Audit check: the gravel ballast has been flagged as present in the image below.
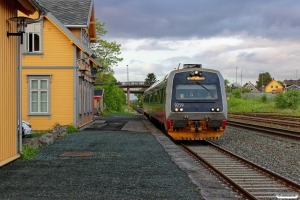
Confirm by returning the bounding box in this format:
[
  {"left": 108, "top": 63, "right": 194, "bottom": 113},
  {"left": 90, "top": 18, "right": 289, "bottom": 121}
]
[
  {"left": 0, "top": 115, "right": 201, "bottom": 200},
  {"left": 214, "top": 125, "right": 300, "bottom": 185}
]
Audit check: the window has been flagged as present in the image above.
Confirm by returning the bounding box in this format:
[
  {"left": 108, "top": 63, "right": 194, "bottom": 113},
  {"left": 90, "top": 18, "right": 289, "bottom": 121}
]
[
  {"left": 27, "top": 75, "right": 51, "bottom": 115},
  {"left": 175, "top": 84, "right": 218, "bottom": 100},
  {"left": 25, "top": 23, "right": 42, "bottom": 53}
]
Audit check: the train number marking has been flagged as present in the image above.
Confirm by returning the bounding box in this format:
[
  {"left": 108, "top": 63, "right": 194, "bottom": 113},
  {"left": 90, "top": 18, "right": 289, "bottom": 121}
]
[{"left": 174, "top": 103, "right": 184, "bottom": 107}]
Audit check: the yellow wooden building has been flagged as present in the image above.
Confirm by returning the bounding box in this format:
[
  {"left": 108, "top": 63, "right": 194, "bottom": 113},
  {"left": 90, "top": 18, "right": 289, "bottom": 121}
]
[
  {"left": 0, "top": 0, "right": 39, "bottom": 167},
  {"left": 264, "top": 79, "right": 283, "bottom": 93},
  {"left": 20, "top": 0, "right": 102, "bottom": 130}
]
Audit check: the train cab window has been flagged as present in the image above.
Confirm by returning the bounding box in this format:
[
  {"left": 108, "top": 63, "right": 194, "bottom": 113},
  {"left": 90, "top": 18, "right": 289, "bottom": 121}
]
[{"left": 175, "top": 84, "right": 218, "bottom": 100}]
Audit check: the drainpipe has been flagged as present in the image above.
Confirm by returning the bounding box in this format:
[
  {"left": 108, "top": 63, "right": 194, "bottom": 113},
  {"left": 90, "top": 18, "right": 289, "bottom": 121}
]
[{"left": 28, "top": 0, "right": 46, "bottom": 21}]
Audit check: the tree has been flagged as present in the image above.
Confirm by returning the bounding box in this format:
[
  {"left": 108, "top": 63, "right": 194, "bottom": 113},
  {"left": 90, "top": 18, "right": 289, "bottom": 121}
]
[
  {"left": 92, "top": 18, "right": 123, "bottom": 74},
  {"left": 277, "top": 80, "right": 284, "bottom": 87},
  {"left": 95, "top": 73, "right": 126, "bottom": 112},
  {"left": 224, "top": 79, "right": 230, "bottom": 88},
  {"left": 133, "top": 93, "right": 143, "bottom": 108},
  {"left": 256, "top": 72, "right": 272, "bottom": 89},
  {"left": 144, "top": 73, "right": 157, "bottom": 84}
]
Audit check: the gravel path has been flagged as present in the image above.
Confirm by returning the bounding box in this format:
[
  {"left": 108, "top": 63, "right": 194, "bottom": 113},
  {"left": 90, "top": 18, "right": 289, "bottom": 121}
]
[
  {"left": 213, "top": 125, "right": 300, "bottom": 185},
  {"left": 0, "top": 115, "right": 201, "bottom": 200}
]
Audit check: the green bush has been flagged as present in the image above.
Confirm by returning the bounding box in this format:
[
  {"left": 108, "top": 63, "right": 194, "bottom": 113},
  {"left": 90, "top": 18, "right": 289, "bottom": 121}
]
[
  {"left": 21, "top": 145, "right": 39, "bottom": 160},
  {"left": 274, "top": 89, "right": 300, "bottom": 109},
  {"left": 261, "top": 94, "right": 267, "bottom": 102},
  {"left": 232, "top": 89, "right": 242, "bottom": 98},
  {"left": 285, "top": 89, "right": 300, "bottom": 109},
  {"left": 67, "top": 124, "right": 79, "bottom": 133}
]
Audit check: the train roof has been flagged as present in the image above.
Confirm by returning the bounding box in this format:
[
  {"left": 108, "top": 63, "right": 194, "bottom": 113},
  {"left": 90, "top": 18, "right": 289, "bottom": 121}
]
[{"left": 143, "top": 64, "right": 222, "bottom": 94}]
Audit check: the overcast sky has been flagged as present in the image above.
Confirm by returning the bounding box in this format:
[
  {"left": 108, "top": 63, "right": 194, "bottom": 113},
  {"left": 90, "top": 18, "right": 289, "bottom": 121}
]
[{"left": 94, "top": 0, "right": 300, "bottom": 86}]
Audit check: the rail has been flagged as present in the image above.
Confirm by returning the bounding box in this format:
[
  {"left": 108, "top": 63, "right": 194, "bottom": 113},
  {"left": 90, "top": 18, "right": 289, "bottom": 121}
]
[{"left": 180, "top": 141, "right": 300, "bottom": 199}]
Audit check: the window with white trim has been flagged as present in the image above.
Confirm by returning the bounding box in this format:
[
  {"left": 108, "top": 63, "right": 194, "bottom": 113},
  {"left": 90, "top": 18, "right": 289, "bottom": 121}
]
[
  {"left": 25, "top": 23, "right": 42, "bottom": 53},
  {"left": 28, "top": 75, "right": 50, "bottom": 115}
]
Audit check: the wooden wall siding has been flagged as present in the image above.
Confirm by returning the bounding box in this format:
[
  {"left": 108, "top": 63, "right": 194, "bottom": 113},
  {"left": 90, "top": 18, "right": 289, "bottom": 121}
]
[
  {"left": 21, "top": 16, "right": 76, "bottom": 130},
  {"left": 22, "top": 68, "right": 74, "bottom": 130},
  {"left": 22, "top": 18, "right": 74, "bottom": 67},
  {"left": 18, "top": 10, "right": 39, "bottom": 18},
  {"left": 70, "top": 28, "right": 80, "bottom": 38},
  {"left": 0, "top": 0, "right": 20, "bottom": 166}
]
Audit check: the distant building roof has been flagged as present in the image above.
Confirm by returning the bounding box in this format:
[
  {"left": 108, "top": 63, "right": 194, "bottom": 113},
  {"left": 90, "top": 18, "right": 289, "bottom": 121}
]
[
  {"left": 244, "top": 81, "right": 259, "bottom": 92},
  {"left": 283, "top": 79, "right": 300, "bottom": 86},
  {"left": 36, "top": 0, "right": 93, "bottom": 27}
]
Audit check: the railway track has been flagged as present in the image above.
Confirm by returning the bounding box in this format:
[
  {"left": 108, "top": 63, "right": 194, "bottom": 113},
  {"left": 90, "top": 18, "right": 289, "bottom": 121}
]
[
  {"left": 180, "top": 141, "right": 300, "bottom": 200},
  {"left": 228, "top": 113, "right": 300, "bottom": 140}
]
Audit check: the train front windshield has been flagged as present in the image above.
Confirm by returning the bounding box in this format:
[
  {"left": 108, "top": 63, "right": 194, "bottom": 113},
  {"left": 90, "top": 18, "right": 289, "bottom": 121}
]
[{"left": 175, "top": 84, "right": 218, "bottom": 100}]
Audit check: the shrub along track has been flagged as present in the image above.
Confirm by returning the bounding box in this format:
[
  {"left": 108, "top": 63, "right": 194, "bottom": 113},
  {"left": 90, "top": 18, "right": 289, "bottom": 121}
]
[
  {"left": 180, "top": 141, "right": 300, "bottom": 200},
  {"left": 228, "top": 113, "right": 300, "bottom": 140}
]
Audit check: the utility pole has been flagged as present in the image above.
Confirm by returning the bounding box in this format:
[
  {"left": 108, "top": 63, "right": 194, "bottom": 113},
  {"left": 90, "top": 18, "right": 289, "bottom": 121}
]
[
  {"left": 236, "top": 66, "right": 238, "bottom": 89},
  {"left": 261, "top": 71, "right": 264, "bottom": 92},
  {"left": 240, "top": 70, "right": 243, "bottom": 94},
  {"left": 126, "top": 65, "right": 130, "bottom": 106},
  {"left": 127, "top": 65, "right": 129, "bottom": 84}
]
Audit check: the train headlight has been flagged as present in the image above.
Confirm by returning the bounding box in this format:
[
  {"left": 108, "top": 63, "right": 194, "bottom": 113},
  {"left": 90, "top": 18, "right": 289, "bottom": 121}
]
[
  {"left": 210, "top": 107, "right": 215, "bottom": 112},
  {"left": 175, "top": 108, "right": 179, "bottom": 112},
  {"left": 190, "top": 71, "right": 195, "bottom": 76},
  {"left": 194, "top": 70, "right": 199, "bottom": 75},
  {"left": 216, "top": 108, "right": 220, "bottom": 112},
  {"left": 179, "top": 108, "right": 184, "bottom": 112}
]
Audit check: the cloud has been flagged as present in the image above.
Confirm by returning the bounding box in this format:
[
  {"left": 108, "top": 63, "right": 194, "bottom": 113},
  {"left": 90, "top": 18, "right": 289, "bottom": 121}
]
[
  {"left": 94, "top": 0, "right": 300, "bottom": 87},
  {"left": 95, "top": 0, "right": 300, "bottom": 40}
]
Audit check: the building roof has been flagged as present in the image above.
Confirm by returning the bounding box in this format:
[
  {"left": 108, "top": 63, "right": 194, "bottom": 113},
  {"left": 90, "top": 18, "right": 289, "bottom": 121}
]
[
  {"left": 265, "top": 79, "right": 282, "bottom": 88},
  {"left": 35, "top": 0, "right": 93, "bottom": 27},
  {"left": 283, "top": 79, "right": 300, "bottom": 86},
  {"left": 244, "top": 81, "right": 259, "bottom": 92}
]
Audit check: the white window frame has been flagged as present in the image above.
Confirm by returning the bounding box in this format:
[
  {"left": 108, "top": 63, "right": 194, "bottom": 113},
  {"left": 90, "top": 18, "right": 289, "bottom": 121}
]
[
  {"left": 24, "top": 22, "right": 42, "bottom": 53},
  {"left": 27, "top": 75, "right": 51, "bottom": 115}
]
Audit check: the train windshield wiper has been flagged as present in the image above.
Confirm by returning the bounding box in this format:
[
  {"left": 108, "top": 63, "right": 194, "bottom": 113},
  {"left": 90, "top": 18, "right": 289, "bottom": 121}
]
[{"left": 196, "top": 82, "right": 210, "bottom": 92}]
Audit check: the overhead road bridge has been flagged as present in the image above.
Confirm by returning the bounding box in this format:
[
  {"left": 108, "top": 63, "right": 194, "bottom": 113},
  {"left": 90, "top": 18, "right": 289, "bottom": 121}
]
[{"left": 95, "top": 81, "right": 154, "bottom": 106}]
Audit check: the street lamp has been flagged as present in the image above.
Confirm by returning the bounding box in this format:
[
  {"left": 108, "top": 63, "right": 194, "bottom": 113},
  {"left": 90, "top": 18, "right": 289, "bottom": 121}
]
[
  {"left": 261, "top": 71, "right": 264, "bottom": 92},
  {"left": 127, "top": 65, "right": 129, "bottom": 84},
  {"left": 236, "top": 66, "right": 238, "bottom": 89},
  {"left": 240, "top": 70, "right": 243, "bottom": 93}
]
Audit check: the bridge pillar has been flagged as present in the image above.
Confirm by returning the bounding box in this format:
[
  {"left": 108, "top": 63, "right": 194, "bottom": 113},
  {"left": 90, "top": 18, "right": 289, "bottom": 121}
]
[{"left": 127, "top": 88, "right": 130, "bottom": 107}]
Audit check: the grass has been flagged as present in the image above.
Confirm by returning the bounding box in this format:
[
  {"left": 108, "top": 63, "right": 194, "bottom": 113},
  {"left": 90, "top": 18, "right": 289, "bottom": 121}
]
[
  {"left": 227, "top": 96, "right": 300, "bottom": 115},
  {"left": 66, "top": 124, "right": 79, "bottom": 133},
  {"left": 107, "top": 105, "right": 139, "bottom": 116},
  {"left": 24, "top": 129, "right": 50, "bottom": 138},
  {"left": 21, "top": 145, "right": 39, "bottom": 160}
]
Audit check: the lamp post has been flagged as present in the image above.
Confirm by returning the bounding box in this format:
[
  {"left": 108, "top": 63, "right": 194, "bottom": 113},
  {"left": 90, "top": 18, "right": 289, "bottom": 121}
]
[
  {"left": 236, "top": 66, "right": 238, "bottom": 89},
  {"left": 127, "top": 65, "right": 129, "bottom": 84},
  {"left": 261, "top": 71, "right": 264, "bottom": 92},
  {"left": 296, "top": 69, "right": 298, "bottom": 81},
  {"left": 241, "top": 70, "right": 243, "bottom": 94},
  {"left": 126, "top": 65, "right": 130, "bottom": 106}
]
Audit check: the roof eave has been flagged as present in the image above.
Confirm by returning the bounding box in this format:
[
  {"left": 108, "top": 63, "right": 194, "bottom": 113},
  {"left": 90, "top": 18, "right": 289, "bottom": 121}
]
[{"left": 44, "top": 12, "right": 102, "bottom": 68}]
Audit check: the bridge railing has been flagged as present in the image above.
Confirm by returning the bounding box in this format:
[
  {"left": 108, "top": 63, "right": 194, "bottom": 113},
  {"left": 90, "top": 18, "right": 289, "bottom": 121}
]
[{"left": 117, "top": 81, "right": 155, "bottom": 86}]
